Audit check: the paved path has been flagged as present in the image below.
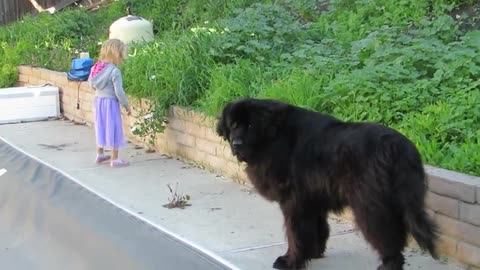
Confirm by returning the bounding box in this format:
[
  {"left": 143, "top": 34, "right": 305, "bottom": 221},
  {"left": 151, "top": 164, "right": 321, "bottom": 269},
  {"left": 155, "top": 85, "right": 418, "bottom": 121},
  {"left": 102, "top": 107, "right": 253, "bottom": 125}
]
[{"left": 0, "top": 120, "right": 465, "bottom": 270}]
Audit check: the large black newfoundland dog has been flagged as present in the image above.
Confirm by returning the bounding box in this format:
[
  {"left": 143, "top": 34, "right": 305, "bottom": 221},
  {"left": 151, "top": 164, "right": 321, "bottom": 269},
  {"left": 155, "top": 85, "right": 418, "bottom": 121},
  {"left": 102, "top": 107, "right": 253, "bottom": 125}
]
[{"left": 216, "top": 98, "right": 438, "bottom": 270}]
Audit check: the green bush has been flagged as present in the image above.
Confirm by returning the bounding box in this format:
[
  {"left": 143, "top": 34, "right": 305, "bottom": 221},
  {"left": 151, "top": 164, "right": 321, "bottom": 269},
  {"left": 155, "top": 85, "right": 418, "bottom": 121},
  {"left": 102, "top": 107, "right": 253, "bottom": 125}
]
[
  {"left": 122, "top": 32, "right": 215, "bottom": 120},
  {"left": 0, "top": 63, "right": 18, "bottom": 87},
  {"left": 197, "top": 59, "right": 273, "bottom": 115},
  {"left": 1, "top": 0, "right": 479, "bottom": 176},
  {"left": 0, "top": 2, "right": 125, "bottom": 81},
  {"left": 204, "top": 3, "right": 304, "bottom": 63}
]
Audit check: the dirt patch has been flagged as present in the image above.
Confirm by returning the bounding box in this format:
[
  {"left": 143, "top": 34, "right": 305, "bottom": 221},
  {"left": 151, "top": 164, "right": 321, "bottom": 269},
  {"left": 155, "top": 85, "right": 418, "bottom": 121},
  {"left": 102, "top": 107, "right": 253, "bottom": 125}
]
[
  {"left": 38, "top": 143, "right": 75, "bottom": 151},
  {"left": 450, "top": 2, "right": 480, "bottom": 31}
]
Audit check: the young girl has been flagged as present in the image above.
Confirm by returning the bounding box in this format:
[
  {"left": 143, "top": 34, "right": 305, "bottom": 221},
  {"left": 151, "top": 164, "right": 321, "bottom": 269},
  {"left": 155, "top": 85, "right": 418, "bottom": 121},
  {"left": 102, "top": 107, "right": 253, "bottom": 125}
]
[{"left": 88, "top": 38, "right": 132, "bottom": 167}]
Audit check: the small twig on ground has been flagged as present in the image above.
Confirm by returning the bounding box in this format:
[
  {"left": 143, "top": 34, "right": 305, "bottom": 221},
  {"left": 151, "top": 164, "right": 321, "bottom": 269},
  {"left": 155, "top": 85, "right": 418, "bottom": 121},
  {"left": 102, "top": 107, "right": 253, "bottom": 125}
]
[{"left": 162, "top": 183, "right": 192, "bottom": 209}]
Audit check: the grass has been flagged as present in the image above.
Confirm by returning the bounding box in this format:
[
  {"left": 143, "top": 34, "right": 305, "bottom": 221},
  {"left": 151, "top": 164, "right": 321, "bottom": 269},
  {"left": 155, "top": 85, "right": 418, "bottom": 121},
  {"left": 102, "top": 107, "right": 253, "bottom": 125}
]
[{"left": 1, "top": 0, "right": 479, "bottom": 176}]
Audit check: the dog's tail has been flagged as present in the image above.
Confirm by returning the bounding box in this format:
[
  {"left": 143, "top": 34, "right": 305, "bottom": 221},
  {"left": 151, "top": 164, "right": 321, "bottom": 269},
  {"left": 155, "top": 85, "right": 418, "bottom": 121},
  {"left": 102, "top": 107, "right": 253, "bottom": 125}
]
[
  {"left": 390, "top": 135, "right": 439, "bottom": 259},
  {"left": 405, "top": 206, "right": 439, "bottom": 259}
]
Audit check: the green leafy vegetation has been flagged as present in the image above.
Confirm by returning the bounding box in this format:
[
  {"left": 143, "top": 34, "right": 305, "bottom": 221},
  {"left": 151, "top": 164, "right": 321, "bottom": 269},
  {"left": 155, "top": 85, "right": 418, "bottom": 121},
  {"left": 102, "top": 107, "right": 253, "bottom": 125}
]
[{"left": 1, "top": 0, "right": 479, "bottom": 176}]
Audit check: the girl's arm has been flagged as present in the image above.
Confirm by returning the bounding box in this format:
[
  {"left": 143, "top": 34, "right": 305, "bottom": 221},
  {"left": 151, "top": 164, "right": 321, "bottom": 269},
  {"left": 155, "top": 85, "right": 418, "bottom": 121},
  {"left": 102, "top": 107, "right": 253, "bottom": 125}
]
[{"left": 112, "top": 68, "right": 130, "bottom": 110}]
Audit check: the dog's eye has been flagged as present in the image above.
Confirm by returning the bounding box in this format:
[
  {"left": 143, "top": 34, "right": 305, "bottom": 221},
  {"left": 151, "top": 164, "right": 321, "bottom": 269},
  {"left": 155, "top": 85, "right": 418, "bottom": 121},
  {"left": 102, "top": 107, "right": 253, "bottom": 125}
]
[
  {"left": 247, "top": 123, "right": 252, "bottom": 128},
  {"left": 231, "top": 122, "right": 238, "bottom": 129}
]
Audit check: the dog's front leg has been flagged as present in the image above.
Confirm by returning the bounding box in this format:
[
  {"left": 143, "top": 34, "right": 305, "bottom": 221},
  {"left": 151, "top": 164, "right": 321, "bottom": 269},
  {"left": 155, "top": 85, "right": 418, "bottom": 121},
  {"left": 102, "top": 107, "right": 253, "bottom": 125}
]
[{"left": 273, "top": 200, "right": 312, "bottom": 270}]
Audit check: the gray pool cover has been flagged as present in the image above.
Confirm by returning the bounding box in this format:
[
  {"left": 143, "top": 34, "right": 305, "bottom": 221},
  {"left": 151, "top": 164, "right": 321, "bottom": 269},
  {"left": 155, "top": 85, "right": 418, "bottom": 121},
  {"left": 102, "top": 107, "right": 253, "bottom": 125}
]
[{"left": 0, "top": 137, "right": 239, "bottom": 270}]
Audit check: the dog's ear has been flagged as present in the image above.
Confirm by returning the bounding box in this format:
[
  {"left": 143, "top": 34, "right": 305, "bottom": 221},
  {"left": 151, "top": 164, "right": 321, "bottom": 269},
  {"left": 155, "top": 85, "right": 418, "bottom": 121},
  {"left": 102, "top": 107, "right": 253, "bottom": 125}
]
[{"left": 216, "top": 101, "right": 232, "bottom": 140}]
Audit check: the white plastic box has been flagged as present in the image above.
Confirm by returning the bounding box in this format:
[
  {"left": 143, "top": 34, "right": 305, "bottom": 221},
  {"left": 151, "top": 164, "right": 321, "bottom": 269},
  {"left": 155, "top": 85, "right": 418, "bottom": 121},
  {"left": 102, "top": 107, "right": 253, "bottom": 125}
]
[{"left": 0, "top": 85, "right": 61, "bottom": 124}]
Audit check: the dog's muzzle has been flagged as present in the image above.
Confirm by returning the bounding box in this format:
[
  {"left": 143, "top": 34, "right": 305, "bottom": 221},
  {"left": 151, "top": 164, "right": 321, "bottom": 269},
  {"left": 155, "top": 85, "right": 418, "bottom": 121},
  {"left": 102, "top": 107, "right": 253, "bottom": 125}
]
[
  {"left": 231, "top": 138, "right": 243, "bottom": 150},
  {"left": 230, "top": 138, "right": 244, "bottom": 160}
]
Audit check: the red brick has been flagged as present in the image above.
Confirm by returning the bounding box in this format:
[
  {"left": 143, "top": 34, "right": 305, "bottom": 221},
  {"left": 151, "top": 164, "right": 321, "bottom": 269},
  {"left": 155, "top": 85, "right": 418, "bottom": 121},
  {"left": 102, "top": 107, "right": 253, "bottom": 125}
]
[
  {"left": 170, "top": 118, "right": 187, "bottom": 132},
  {"left": 79, "top": 82, "right": 91, "bottom": 92},
  {"left": 173, "top": 106, "right": 212, "bottom": 126},
  {"left": 62, "top": 87, "right": 76, "bottom": 98},
  {"left": 18, "top": 74, "right": 29, "bottom": 83},
  {"left": 427, "top": 170, "right": 477, "bottom": 203},
  {"left": 426, "top": 192, "right": 459, "bottom": 218},
  {"left": 62, "top": 101, "right": 75, "bottom": 112},
  {"left": 457, "top": 240, "right": 480, "bottom": 267},
  {"left": 166, "top": 130, "right": 195, "bottom": 147},
  {"left": 205, "top": 127, "right": 222, "bottom": 143},
  {"left": 81, "top": 102, "right": 92, "bottom": 113},
  {"left": 425, "top": 165, "right": 480, "bottom": 203},
  {"left": 55, "top": 72, "right": 69, "bottom": 86},
  {"left": 68, "top": 80, "right": 81, "bottom": 90},
  {"left": 40, "top": 69, "right": 51, "bottom": 80},
  {"left": 435, "top": 213, "right": 480, "bottom": 246},
  {"left": 17, "top": 65, "right": 32, "bottom": 75},
  {"left": 28, "top": 77, "right": 39, "bottom": 85},
  {"left": 460, "top": 202, "right": 480, "bottom": 226},
  {"left": 32, "top": 67, "right": 42, "bottom": 77},
  {"left": 185, "top": 121, "right": 206, "bottom": 137},
  {"left": 195, "top": 137, "right": 217, "bottom": 155},
  {"left": 48, "top": 71, "right": 60, "bottom": 83},
  {"left": 78, "top": 89, "right": 88, "bottom": 102},
  {"left": 84, "top": 92, "right": 95, "bottom": 104},
  {"left": 171, "top": 130, "right": 195, "bottom": 148},
  {"left": 84, "top": 111, "right": 94, "bottom": 123},
  {"left": 206, "top": 154, "right": 227, "bottom": 171},
  {"left": 60, "top": 96, "right": 71, "bottom": 107},
  {"left": 197, "top": 125, "right": 208, "bottom": 138}
]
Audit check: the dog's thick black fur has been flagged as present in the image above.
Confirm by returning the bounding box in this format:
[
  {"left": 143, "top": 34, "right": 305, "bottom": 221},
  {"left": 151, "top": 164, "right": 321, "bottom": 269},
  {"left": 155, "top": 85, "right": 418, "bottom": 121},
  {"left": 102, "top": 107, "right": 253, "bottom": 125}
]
[{"left": 216, "top": 98, "right": 438, "bottom": 270}]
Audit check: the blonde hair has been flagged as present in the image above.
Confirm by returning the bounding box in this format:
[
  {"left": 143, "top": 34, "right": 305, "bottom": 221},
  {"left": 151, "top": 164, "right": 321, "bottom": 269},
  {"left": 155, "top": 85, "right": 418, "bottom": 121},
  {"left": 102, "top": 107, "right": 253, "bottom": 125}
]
[{"left": 98, "top": 39, "right": 128, "bottom": 65}]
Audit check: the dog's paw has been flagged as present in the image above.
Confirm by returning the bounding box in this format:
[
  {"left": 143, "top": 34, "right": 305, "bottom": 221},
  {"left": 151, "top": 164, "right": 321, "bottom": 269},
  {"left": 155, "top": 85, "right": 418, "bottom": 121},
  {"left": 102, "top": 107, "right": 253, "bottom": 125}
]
[
  {"left": 377, "top": 262, "right": 403, "bottom": 270},
  {"left": 310, "top": 252, "right": 325, "bottom": 259},
  {"left": 273, "top": 255, "right": 289, "bottom": 269},
  {"left": 273, "top": 255, "right": 306, "bottom": 270}
]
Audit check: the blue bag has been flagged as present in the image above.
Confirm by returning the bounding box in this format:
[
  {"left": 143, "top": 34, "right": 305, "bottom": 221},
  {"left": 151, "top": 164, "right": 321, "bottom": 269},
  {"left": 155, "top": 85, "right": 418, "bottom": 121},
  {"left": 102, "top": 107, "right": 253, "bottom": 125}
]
[{"left": 67, "top": 58, "right": 94, "bottom": 81}]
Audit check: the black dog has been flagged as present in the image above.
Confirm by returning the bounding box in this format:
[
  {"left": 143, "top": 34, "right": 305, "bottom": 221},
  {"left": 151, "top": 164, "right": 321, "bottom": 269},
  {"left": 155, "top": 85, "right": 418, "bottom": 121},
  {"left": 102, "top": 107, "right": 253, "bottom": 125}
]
[{"left": 216, "top": 98, "right": 438, "bottom": 270}]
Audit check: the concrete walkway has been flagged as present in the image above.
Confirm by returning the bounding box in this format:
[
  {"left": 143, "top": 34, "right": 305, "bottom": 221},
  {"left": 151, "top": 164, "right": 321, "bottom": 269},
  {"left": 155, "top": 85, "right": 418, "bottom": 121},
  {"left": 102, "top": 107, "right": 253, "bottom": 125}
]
[{"left": 0, "top": 120, "right": 465, "bottom": 270}]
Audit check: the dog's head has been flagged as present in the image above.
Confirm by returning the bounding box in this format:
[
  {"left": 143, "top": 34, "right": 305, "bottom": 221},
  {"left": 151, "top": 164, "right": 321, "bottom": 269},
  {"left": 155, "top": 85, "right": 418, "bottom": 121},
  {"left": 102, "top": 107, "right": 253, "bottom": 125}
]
[{"left": 216, "top": 98, "right": 289, "bottom": 162}]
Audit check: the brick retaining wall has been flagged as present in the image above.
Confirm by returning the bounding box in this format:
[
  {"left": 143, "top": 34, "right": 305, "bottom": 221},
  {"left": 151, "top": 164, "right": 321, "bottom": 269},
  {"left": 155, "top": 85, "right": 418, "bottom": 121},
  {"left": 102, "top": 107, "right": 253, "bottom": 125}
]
[{"left": 16, "top": 65, "right": 480, "bottom": 269}]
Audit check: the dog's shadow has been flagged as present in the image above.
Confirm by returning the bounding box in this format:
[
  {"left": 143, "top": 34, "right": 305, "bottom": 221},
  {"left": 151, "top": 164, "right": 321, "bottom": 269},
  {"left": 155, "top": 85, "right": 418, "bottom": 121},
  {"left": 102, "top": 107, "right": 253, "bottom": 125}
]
[
  {"left": 271, "top": 232, "right": 453, "bottom": 270},
  {"left": 305, "top": 232, "right": 379, "bottom": 270}
]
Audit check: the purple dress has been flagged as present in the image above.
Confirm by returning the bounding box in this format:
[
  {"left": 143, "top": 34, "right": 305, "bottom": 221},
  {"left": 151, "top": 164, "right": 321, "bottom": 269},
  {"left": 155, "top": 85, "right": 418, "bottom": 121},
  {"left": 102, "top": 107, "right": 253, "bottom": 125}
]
[{"left": 88, "top": 61, "right": 129, "bottom": 150}]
